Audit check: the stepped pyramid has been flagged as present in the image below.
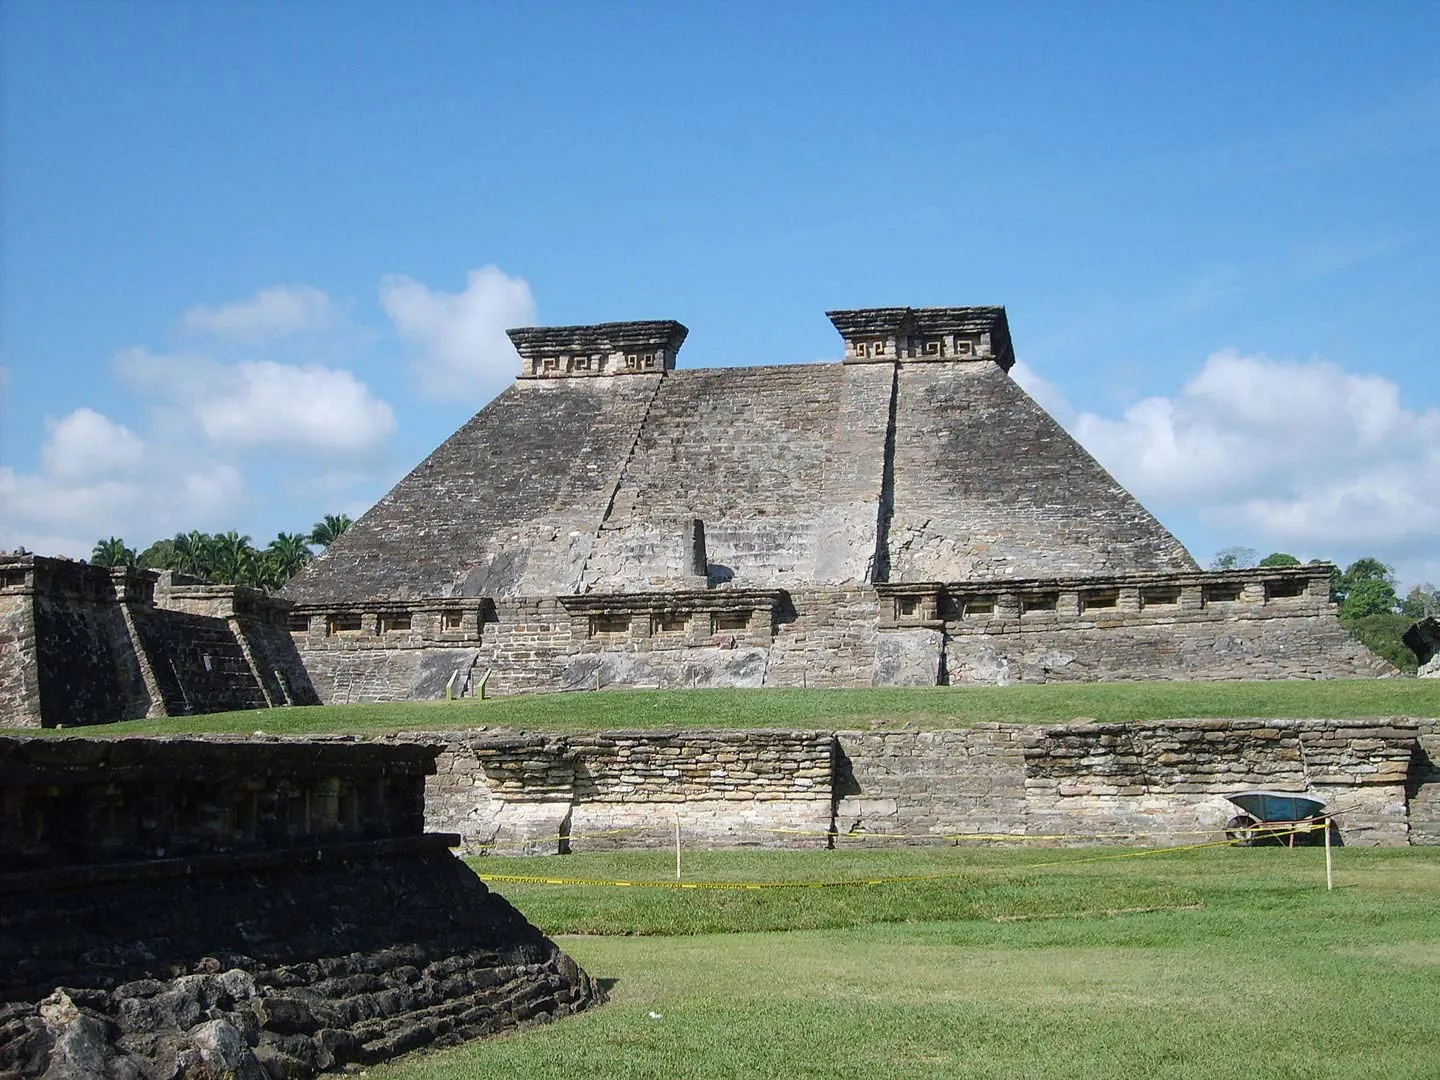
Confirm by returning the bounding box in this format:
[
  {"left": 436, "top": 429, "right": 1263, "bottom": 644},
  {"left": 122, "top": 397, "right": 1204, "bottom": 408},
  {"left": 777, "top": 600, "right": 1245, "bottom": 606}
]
[{"left": 282, "top": 306, "right": 1388, "bottom": 698}]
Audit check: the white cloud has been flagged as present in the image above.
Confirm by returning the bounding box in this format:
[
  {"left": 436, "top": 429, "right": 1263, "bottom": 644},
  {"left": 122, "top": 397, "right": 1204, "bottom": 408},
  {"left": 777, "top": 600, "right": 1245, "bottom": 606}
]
[
  {"left": 0, "top": 409, "right": 246, "bottom": 558},
  {"left": 380, "top": 265, "right": 536, "bottom": 398},
  {"left": 197, "top": 361, "right": 394, "bottom": 453},
  {"left": 39, "top": 408, "right": 146, "bottom": 479},
  {"left": 1035, "top": 349, "right": 1440, "bottom": 557},
  {"left": 117, "top": 349, "right": 395, "bottom": 455},
  {"left": 183, "top": 284, "right": 334, "bottom": 341}
]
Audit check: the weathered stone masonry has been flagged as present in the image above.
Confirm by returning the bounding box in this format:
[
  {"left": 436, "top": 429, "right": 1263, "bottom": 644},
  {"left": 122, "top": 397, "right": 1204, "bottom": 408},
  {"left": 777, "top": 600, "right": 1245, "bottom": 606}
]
[
  {"left": 0, "top": 736, "right": 601, "bottom": 1079},
  {"left": 0, "top": 556, "right": 319, "bottom": 728},
  {"left": 284, "top": 306, "right": 1395, "bottom": 700},
  {"left": 412, "top": 718, "right": 1439, "bottom": 853}
]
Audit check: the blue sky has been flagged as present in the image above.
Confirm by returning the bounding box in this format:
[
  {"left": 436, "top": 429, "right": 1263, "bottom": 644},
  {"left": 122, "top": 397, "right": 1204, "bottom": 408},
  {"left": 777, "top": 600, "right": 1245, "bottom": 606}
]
[{"left": 2, "top": 1, "right": 1437, "bottom": 587}]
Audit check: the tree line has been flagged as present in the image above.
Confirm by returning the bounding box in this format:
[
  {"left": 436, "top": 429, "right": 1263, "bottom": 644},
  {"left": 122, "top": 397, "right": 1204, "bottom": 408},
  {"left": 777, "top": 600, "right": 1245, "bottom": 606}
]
[
  {"left": 88, "top": 514, "right": 353, "bottom": 592},
  {"left": 1210, "top": 547, "right": 1438, "bottom": 671}
]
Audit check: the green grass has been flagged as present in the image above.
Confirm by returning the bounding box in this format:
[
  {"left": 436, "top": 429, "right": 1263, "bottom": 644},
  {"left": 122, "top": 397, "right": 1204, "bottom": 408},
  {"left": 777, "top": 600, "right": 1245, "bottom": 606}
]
[
  {"left": 14, "top": 679, "right": 1440, "bottom": 737},
  {"left": 368, "top": 847, "right": 1440, "bottom": 1080}
]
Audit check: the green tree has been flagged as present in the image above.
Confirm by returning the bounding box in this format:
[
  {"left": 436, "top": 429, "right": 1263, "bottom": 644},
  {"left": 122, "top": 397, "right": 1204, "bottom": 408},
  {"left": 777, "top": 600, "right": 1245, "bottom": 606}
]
[
  {"left": 137, "top": 537, "right": 179, "bottom": 571},
  {"left": 263, "top": 532, "right": 314, "bottom": 588},
  {"left": 1398, "top": 584, "right": 1439, "bottom": 621},
  {"left": 1342, "top": 579, "right": 1399, "bottom": 619},
  {"left": 1209, "top": 546, "right": 1258, "bottom": 571},
  {"left": 91, "top": 536, "right": 136, "bottom": 568},
  {"left": 1344, "top": 613, "right": 1420, "bottom": 673},
  {"left": 1334, "top": 558, "right": 1398, "bottom": 619},
  {"left": 309, "top": 513, "right": 353, "bottom": 549},
  {"left": 1258, "top": 552, "right": 1301, "bottom": 567},
  {"left": 208, "top": 531, "right": 260, "bottom": 586},
  {"left": 169, "top": 531, "right": 214, "bottom": 579}
]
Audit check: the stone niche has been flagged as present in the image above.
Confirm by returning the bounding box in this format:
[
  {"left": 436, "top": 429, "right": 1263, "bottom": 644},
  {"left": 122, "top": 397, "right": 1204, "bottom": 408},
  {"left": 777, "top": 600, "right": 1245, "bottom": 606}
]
[
  {"left": 508, "top": 319, "right": 689, "bottom": 379},
  {"left": 558, "top": 588, "right": 788, "bottom": 652},
  {"left": 827, "top": 306, "right": 1015, "bottom": 370},
  {"left": 0, "top": 736, "right": 602, "bottom": 1080}
]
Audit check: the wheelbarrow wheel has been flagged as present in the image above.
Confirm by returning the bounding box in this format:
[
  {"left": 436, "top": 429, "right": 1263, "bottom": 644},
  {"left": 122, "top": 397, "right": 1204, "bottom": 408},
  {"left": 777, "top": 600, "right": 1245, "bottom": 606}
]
[{"left": 1224, "top": 814, "right": 1258, "bottom": 846}]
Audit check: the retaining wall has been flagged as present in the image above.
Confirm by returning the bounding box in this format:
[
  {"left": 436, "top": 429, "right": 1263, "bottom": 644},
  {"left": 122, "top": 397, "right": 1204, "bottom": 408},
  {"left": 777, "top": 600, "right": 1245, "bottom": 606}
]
[{"left": 410, "top": 717, "right": 1438, "bottom": 852}]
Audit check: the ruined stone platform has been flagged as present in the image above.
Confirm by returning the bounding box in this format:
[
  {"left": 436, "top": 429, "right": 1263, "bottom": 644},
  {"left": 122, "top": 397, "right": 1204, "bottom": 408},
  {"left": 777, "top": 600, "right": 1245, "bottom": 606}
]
[{"left": 0, "top": 736, "right": 602, "bottom": 1079}]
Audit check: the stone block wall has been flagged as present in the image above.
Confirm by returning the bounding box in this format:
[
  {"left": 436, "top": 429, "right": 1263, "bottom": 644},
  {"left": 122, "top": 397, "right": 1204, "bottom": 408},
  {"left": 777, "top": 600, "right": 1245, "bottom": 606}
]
[
  {"left": 0, "top": 557, "right": 319, "bottom": 727},
  {"left": 764, "top": 587, "right": 882, "bottom": 688},
  {"left": 414, "top": 718, "right": 1435, "bottom": 852},
  {"left": 835, "top": 719, "right": 1418, "bottom": 846},
  {"left": 3, "top": 559, "right": 153, "bottom": 727},
  {"left": 1018, "top": 718, "right": 1417, "bottom": 845},
  {"left": 417, "top": 729, "right": 835, "bottom": 853},
  {"left": 0, "top": 735, "right": 602, "bottom": 1079},
  {"left": 1407, "top": 721, "right": 1440, "bottom": 845},
  {"left": 288, "top": 567, "right": 1390, "bottom": 701},
  {"left": 934, "top": 570, "right": 1392, "bottom": 684},
  {"left": 833, "top": 727, "right": 1028, "bottom": 841}
]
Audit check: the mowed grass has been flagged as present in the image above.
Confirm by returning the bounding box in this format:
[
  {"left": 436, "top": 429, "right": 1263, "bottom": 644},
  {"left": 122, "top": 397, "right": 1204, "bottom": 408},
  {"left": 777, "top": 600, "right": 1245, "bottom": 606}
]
[
  {"left": 370, "top": 846, "right": 1440, "bottom": 1080},
  {"left": 17, "top": 679, "right": 1440, "bottom": 737}
]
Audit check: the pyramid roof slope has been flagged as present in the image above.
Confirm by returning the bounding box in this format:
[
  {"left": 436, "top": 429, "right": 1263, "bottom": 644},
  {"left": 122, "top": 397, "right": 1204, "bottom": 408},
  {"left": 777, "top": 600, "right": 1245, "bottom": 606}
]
[{"left": 284, "top": 314, "right": 1196, "bottom": 606}]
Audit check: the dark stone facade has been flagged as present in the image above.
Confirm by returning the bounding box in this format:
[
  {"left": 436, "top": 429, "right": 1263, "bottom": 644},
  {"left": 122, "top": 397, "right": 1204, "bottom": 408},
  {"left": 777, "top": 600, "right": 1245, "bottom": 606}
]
[
  {"left": 1405, "top": 616, "right": 1439, "bottom": 677},
  {"left": 0, "top": 736, "right": 602, "bottom": 1078},
  {"left": 0, "top": 558, "right": 319, "bottom": 728}
]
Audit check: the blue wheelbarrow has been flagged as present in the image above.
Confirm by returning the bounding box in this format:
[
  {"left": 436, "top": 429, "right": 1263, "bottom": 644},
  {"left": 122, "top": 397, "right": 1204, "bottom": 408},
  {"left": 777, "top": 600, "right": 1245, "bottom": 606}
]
[{"left": 1223, "top": 791, "right": 1329, "bottom": 847}]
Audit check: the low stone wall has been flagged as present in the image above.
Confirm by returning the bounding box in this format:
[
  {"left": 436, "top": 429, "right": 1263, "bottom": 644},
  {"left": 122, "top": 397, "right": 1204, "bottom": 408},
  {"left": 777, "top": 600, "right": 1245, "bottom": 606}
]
[
  {"left": 419, "top": 729, "right": 835, "bottom": 852},
  {"left": 1018, "top": 718, "right": 1416, "bottom": 846},
  {"left": 414, "top": 718, "right": 1437, "bottom": 851},
  {"left": 833, "top": 727, "right": 1028, "bottom": 840},
  {"left": 1408, "top": 727, "right": 1440, "bottom": 845},
  {"left": 0, "top": 736, "right": 602, "bottom": 1079}
]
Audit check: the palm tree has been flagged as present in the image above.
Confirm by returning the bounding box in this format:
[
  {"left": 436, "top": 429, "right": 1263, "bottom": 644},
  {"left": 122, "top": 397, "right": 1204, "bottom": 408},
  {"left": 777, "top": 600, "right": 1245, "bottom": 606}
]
[
  {"left": 137, "top": 537, "right": 179, "bottom": 571},
  {"left": 208, "top": 531, "right": 260, "bottom": 586},
  {"left": 91, "top": 537, "right": 136, "bottom": 568},
  {"left": 169, "top": 531, "right": 212, "bottom": 579},
  {"left": 264, "top": 532, "right": 314, "bottom": 588},
  {"left": 309, "top": 513, "right": 353, "bottom": 549}
]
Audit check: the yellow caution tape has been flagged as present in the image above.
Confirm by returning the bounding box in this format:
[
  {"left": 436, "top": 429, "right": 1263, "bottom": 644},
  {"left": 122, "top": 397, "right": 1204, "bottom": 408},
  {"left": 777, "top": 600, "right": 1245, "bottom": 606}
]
[{"left": 480, "top": 824, "right": 1326, "bottom": 891}]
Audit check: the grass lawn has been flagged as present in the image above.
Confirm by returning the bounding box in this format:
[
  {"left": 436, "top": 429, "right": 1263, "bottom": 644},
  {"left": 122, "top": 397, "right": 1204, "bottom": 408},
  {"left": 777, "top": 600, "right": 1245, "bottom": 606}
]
[
  {"left": 368, "top": 846, "right": 1440, "bottom": 1080},
  {"left": 15, "top": 679, "right": 1440, "bottom": 737}
]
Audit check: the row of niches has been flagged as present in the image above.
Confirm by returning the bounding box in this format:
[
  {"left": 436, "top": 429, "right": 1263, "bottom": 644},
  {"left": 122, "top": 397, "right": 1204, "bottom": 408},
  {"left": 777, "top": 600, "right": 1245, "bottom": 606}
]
[
  {"left": 289, "top": 605, "right": 486, "bottom": 642},
  {"left": 3, "top": 775, "right": 419, "bottom": 868},
  {"left": 885, "top": 578, "right": 1321, "bottom": 627},
  {"left": 524, "top": 347, "right": 673, "bottom": 378},
  {"left": 848, "top": 333, "right": 986, "bottom": 361},
  {"left": 579, "top": 608, "right": 761, "bottom": 644}
]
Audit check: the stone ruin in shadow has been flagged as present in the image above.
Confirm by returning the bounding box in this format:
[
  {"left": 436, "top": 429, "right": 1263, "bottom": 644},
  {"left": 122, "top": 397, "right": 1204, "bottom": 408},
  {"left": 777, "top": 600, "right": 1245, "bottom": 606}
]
[
  {"left": 0, "top": 736, "right": 603, "bottom": 1079},
  {"left": 1405, "top": 616, "right": 1439, "bottom": 678}
]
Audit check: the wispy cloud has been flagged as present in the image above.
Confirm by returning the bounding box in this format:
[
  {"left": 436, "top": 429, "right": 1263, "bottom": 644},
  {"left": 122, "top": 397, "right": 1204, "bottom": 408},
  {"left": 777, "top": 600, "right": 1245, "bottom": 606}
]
[
  {"left": 1028, "top": 348, "right": 1440, "bottom": 569},
  {"left": 117, "top": 349, "right": 395, "bottom": 456},
  {"left": 380, "top": 266, "right": 536, "bottom": 400},
  {"left": 183, "top": 284, "right": 335, "bottom": 341}
]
